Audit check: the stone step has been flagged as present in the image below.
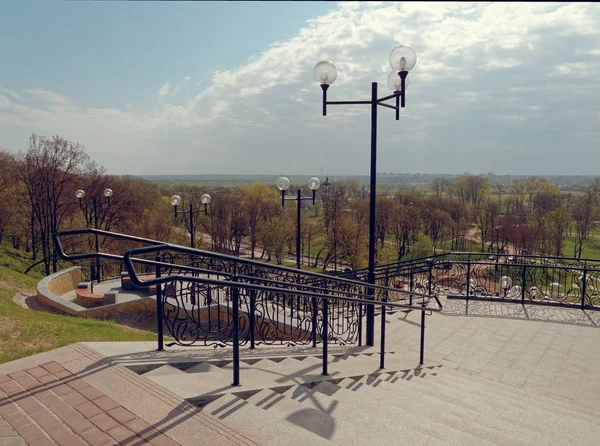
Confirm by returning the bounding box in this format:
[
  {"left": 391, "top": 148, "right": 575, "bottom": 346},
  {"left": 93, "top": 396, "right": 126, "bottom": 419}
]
[
  {"left": 201, "top": 393, "right": 330, "bottom": 446},
  {"left": 282, "top": 380, "right": 493, "bottom": 446},
  {"left": 337, "top": 376, "right": 515, "bottom": 446},
  {"left": 434, "top": 368, "right": 600, "bottom": 425},
  {"left": 140, "top": 364, "right": 187, "bottom": 377},
  {"left": 247, "top": 389, "right": 354, "bottom": 443},
  {"left": 382, "top": 370, "right": 600, "bottom": 444},
  {"left": 184, "top": 362, "right": 229, "bottom": 375}
]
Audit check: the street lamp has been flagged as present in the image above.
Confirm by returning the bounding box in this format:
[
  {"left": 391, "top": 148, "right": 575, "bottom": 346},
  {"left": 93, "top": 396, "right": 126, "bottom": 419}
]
[
  {"left": 315, "top": 44, "right": 417, "bottom": 346},
  {"left": 277, "top": 176, "right": 320, "bottom": 269},
  {"left": 75, "top": 188, "right": 113, "bottom": 289},
  {"left": 500, "top": 275, "right": 512, "bottom": 297},
  {"left": 170, "top": 194, "right": 211, "bottom": 249}
]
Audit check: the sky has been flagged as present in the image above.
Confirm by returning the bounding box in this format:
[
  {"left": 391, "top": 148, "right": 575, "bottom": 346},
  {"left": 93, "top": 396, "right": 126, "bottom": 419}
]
[{"left": 1, "top": 1, "right": 599, "bottom": 177}]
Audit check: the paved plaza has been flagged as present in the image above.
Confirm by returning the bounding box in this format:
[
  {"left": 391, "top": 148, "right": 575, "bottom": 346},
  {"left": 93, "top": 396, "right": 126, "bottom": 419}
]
[{"left": 1, "top": 297, "right": 599, "bottom": 445}]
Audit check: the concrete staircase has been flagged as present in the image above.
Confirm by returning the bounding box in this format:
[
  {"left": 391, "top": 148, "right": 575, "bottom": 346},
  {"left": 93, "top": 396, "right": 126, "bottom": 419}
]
[{"left": 137, "top": 352, "right": 600, "bottom": 445}]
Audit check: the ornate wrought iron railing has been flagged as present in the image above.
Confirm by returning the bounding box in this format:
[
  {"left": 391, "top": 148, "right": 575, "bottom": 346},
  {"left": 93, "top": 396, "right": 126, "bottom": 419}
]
[
  {"left": 54, "top": 228, "right": 442, "bottom": 386},
  {"left": 343, "top": 252, "right": 600, "bottom": 310}
]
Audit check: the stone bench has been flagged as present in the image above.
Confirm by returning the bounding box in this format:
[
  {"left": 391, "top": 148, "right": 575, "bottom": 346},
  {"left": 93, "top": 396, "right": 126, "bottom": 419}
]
[
  {"left": 121, "top": 274, "right": 157, "bottom": 294},
  {"left": 75, "top": 289, "right": 104, "bottom": 308}
]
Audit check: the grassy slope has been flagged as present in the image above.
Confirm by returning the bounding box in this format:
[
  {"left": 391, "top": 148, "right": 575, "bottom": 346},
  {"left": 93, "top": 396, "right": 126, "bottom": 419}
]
[{"left": 0, "top": 242, "right": 155, "bottom": 364}]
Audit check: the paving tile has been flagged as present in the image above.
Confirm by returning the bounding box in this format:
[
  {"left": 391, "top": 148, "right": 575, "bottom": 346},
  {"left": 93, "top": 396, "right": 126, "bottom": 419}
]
[
  {"left": 0, "top": 381, "right": 23, "bottom": 397},
  {"left": 79, "top": 386, "right": 104, "bottom": 401},
  {"left": 75, "top": 401, "right": 103, "bottom": 419},
  {"left": 67, "top": 378, "right": 91, "bottom": 392},
  {"left": 51, "top": 383, "right": 74, "bottom": 397},
  {"left": 52, "top": 402, "right": 79, "bottom": 420},
  {"left": 15, "top": 423, "right": 45, "bottom": 443},
  {"left": 125, "top": 417, "right": 150, "bottom": 434},
  {"left": 89, "top": 413, "right": 120, "bottom": 431},
  {"left": 29, "top": 438, "right": 54, "bottom": 446},
  {"left": 53, "top": 370, "right": 71, "bottom": 380},
  {"left": 6, "top": 373, "right": 27, "bottom": 382},
  {"left": 30, "top": 409, "right": 59, "bottom": 428},
  {"left": 11, "top": 375, "right": 38, "bottom": 391},
  {"left": 80, "top": 426, "right": 113, "bottom": 446},
  {"left": 107, "top": 425, "right": 137, "bottom": 443},
  {"left": 24, "top": 368, "right": 50, "bottom": 379},
  {"left": 0, "top": 402, "right": 19, "bottom": 417},
  {"left": 4, "top": 413, "right": 28, "bottom": 430},
  {"left": 36, "top": 392, "right": 62, "bottom": 409},
  {"left": 63, "top": 391, "right": 88, "bottom": 407},
  {"left": 40, "top": 363, "right": 64, "bottom": 375},
  {"left": 93, "top": 396, "right": 119, "bottom": 412},
  {"left": 0, "top": 376, "right": 10, "bottom": 384},
  {"left": 64, "top": 413, "right": 94, "bottom": 433},
  {"left": 45, "top": 422, "right": 80, "bottom": 444},
  {"left": 15, "top": 396, "right": 44, "bottom": 415},
  {"left": 107, "top": 407, "right": 136, "bottom": 424},
  {"left": 35, "top": 375, "right": 57, "bottom": 386}
]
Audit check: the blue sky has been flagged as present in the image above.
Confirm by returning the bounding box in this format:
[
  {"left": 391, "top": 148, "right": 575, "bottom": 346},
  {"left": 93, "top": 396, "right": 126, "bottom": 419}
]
[{"left": 1, "top": 2, "right": 599, "bottom": 176}]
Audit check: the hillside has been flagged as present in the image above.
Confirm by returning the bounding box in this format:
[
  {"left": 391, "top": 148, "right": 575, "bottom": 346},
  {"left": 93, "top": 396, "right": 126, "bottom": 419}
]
[{"left": 0, "top": 241, "right": 156, "bottom": 364}]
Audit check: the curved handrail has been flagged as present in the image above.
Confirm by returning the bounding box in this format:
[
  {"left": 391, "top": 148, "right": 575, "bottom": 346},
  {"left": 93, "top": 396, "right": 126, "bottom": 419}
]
[
  {"left": 122, "top": 244, "right": 442, "bottom": 311},
  {"left": 54, "top": 227, "right": 439, "bottom": 302}
]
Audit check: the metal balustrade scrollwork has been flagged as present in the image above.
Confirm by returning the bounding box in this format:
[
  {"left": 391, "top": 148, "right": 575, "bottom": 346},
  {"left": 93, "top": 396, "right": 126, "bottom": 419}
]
[{"left": 345, "top": 251, "right": 600, "bottom": 311}]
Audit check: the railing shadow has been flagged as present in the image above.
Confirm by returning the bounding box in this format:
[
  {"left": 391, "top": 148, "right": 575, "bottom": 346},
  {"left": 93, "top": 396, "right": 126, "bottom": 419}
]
[{"left": 441, "top": 297, "right": 600, "bottom": 328}]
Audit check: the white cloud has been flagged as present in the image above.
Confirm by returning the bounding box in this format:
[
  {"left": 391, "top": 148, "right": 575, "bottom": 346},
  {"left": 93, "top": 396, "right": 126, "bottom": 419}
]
[
  {"left": 157, "top": 82, "right": 171, "bottom": 102},
  {"left": 1, "top": 2, "right": 600, "bottom": 175},
  {"left": 24, "top": 89, "right": 70, "bottom": 105}
]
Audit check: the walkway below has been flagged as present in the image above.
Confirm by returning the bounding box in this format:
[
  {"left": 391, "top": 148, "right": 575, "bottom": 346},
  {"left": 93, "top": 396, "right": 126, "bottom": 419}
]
[{"left": 0, "top": 344, "right": 258, "bottom": 446}]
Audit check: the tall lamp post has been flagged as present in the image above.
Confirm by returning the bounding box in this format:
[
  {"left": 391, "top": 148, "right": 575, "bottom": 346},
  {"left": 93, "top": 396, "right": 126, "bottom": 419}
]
[
  {"left": 170, "top": 194, "right": 211, "bottom": 249},
  {"left": 75, "top": 188, "right": 113, "bottom": 289},
  {"left": 277, "top": 176, "right": 321, "bottom": 269},
  {"left": 314, "top": 44, "right": 417, "bottom": 346}
]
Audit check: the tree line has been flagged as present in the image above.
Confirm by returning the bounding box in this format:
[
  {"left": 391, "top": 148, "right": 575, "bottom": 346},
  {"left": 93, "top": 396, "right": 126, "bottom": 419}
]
[{"left": 1, "top": 134, "right": 599, "bottom": 277}]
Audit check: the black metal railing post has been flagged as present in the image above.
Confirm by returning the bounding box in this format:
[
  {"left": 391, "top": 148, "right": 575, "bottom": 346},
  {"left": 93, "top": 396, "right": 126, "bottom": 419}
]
[
  {"left": 521, "top": 264, "right": 526, "bottom": 305},
  {"left": 581, "top": 267, "right": 587, "bottom": 310},
  {"left": 322, "top": 293, "right": 329, "bottom": 376},
  {"left": 465, "top": 260, "right": 471, "bottom": 302},
  {"left": 232, "top": 277, "right": 240, "bottom": 386},
  {"left": 380, "top": 297, "right": 386, "bottom": 369},
  {"left": 409, "top": 270, "right": 414, "bottom": 306},
  {"left": 420, "top": 303, "right": 426, "bottom": 365},
  {"left": 249, "top": 288, "right": 256, "bottom": 349},
  {"left": 358, "top": 300, "right": 363, "bottom": 347},
  {"left": 155, "top": 253, "right": 164, "bottom": 352},
  {"left": 312, "top": 296, "right": 318, "bottom": 348},
  {"left": 428, "top": 262, "right": 433, "bottom": 295}
]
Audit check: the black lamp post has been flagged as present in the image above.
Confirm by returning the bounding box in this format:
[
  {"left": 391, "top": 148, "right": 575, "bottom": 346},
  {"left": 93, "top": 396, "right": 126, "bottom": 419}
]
[
  {"left": 315, "top": 44, "right": 417, "bottom": 346},
  {"left": 170, "top": 194, "right": 211, "bottom": 249},
  {"left": 75, "top": 188, "right": 113, "bottom": 290},
  {"left": 277, "top": 176, "right": 321, "bottom": 270}
]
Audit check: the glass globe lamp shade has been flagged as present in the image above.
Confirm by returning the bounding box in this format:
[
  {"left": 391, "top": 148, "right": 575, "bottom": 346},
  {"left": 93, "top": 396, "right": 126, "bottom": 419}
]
[
  {"left": 104, "top": 188, "right": 113, "bottom": 198},
  {"left": 313, "top": 61, "right": 338, "bottom": 85},
  {"left": 308, "top": 177, "right": 321, "bottom": 191},
  {"left": 276, "top": 177, "right": 291, "bottom": 191},
  {"left": 170, "top": 195, "right": 182, "bottom": 206},
  {"left": 387, "top": 71, "right": 409, "bottom": 92},
  {"left": 200, "top": 193, "right": 211, "bottom": 205},
  {"left": 75, "top": 189, "right": 85, "bottom": 199},
  {"left": 389, "top": 44, "right": 417, "bottom": 72},
  {"left": 500, "top": 276, "right": 512, "bottom": 290}
]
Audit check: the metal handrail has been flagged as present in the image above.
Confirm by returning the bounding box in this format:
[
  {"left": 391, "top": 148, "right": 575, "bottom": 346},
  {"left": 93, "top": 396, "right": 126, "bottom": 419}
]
[
  {"left": 54, "top": 227, "right": 437, "bottom": 301},
  {"left": 53, "top": 227, "right": 443, "bottom": 386},
  {"left": 122, "top": 244, "right": 442, "bottom": 313}
]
